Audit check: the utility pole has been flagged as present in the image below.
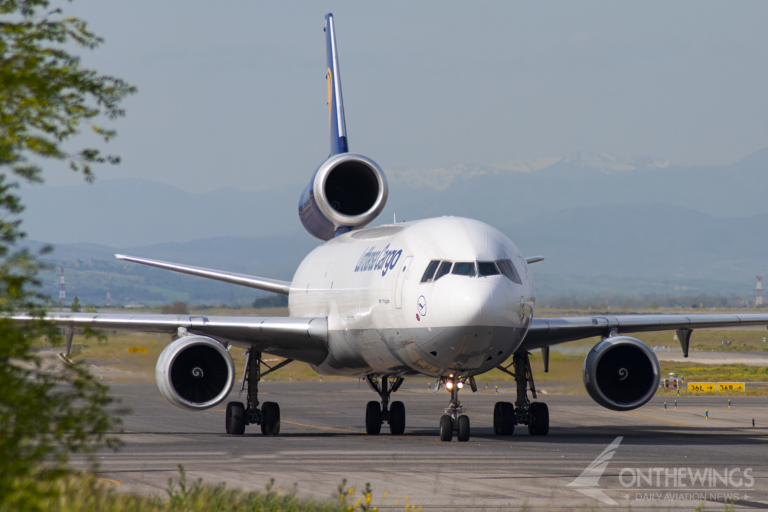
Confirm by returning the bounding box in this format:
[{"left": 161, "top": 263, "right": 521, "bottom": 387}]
[{"left": 59, "top": 267, "right": 66, "bottom": 306}]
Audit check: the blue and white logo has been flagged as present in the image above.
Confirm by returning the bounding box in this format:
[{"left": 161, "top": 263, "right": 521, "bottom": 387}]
[{"left": 417, "top": 295, "right": 427, "bottom": 316}]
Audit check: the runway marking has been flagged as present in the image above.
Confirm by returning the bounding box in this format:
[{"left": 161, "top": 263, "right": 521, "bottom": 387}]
[
  {"left": 620, "top": 411, "right": 696, "bottom": 428},
  {"left": 282, "top": 420, "right": 364, "bottom": 434},
  {"left": 306, "top": 411, "right": 341, "bottom": 414},
  {"left": 95, "top": 477, "right": 122, "bottom": 489}
]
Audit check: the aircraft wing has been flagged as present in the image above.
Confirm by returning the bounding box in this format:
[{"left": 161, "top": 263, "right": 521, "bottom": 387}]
[
  {"left": 115, "top": 254, "right": 292, "bottom": 295},
  {"left": 12, "top": 312, "right": 328, "bottom": 364},
  {"left": 522, "top": 313, "right": 768, "bottom": 353}
]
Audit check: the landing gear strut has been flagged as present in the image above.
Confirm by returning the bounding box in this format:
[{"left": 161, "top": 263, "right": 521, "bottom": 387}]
[
  {"left": 365, "top": 376, "right": 405, "bottom": 435},
  {"left": 225, "top": 350, "right": 293, "bottom": 436},
  {"left": 439, "top": 374, "right": 474, "bottom": 443},
  {"left": 494, "top": 351, "right": 549, "bottom": 436}
]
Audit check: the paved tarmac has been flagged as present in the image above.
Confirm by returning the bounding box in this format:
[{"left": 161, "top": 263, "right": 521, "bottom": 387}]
[
  {"left": 655, "top": 351, "right": 768, "bottom": 366},
  {"left": 77, "top": 379, "right": 768, "bottom": 511}
]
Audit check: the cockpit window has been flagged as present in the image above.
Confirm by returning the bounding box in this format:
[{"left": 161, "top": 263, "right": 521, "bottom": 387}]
[
  {"left": 477, "top": 261, "right": 500, "bottom": 277},
  {"left": 421, "top": 260, "right": 440, "bottom": 283},
  {"left": 434, "top": 261, "right": 452, "bottom": 280},
  {"left": 497, "top": 259, "right": 522, "bottom": 284},
  {"left": 451, "top": 262, "right": 476, "bottom": 276}
]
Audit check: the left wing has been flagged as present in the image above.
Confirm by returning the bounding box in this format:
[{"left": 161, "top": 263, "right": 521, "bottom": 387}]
[
  {"left": 115, "top": 254, "right": 291, "bottom": 295},
  {"left": 522, "top": 313, "right": 768, "bottom": 355},
  {"left": 12, "top": 312, "right": 328, "bottom": 364}
]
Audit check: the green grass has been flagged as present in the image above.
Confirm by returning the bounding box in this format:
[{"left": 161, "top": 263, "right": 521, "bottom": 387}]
[
  {"left": 7, "top": 467, "right": 390, "bottom": 512},
  {"left": 8, "top": 466, "right": 737, "bottom": 512}
]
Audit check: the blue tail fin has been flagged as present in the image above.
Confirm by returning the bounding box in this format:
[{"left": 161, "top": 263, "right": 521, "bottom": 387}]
[{"left": 325, "top": 13, "right": 348, "bottom": 155}]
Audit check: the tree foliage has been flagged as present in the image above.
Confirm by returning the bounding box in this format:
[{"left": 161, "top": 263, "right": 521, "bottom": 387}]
[{"left": 0, "top": 0, "right": 135, "bottom": 507}]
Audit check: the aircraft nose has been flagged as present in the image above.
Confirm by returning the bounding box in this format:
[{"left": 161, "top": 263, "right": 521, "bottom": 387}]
[{"left": 449, "top": 280, "right": 508, "bottom": 326}]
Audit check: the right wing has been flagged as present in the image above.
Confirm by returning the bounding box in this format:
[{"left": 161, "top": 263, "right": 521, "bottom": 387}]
[
  {"left": 521, "top": 312, "right": 768, "bottom": 353},
  {"left": 13, "top": 312, "right": 328, "bottom": 365},
  {"left": 115, "top": 254, "right": 291, "bottom": 295}
]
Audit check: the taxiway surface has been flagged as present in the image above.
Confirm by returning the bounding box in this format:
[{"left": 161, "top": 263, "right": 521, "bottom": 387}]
[{"left": 86, "top": 381, "right": 768, "bottom": 511}]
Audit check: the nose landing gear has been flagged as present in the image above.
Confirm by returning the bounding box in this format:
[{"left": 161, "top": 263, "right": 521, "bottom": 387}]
[
  {"left": 494, "top": 351, "right": 549, "bottom": 436},
  {"left": 439, "top": 374, "right": 474, "bottom": 442},
  {"left": 225, "top": 350, "right": 293, "bottom": 436},
  {"left": 365, "top": 376, "right": 406, "bottom": 435}
]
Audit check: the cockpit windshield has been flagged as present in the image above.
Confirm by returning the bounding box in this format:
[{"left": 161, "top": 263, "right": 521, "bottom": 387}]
[
  {"left": 477, "top": 261, "right": 500, "bottom": 276},
  {"left": 421, "top": 259, "right": 520, "bottom": 283},
  {"left": 496, "top": 259, "right": 522, "bottom": 284},
  {"left": 451, "top": 262, "right": 476, "bottom": 276}
]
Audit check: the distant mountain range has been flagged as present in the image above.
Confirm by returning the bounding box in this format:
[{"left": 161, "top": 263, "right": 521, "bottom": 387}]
[{"left": 18, "top": 148, "right": 768, "bottom": 304}]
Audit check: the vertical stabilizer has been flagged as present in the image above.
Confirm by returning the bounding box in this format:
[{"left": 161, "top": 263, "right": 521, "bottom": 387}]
[{"left": 325, "top": 13, "right": 348, "bottom": 155}]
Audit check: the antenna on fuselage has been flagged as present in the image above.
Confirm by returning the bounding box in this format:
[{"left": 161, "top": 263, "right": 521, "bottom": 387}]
[{"left": 394, "top": 213, "right": 396, "bottom": 223}]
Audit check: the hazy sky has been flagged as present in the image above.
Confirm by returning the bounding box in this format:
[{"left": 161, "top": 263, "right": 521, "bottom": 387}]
[{"left": 39, "top": 0, "right": 768, "bottom": 193}]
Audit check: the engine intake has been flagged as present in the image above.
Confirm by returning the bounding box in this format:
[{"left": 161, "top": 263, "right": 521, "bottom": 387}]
[
  {"left": 299, "top": 153, "right": 388, "bottom": 240},
  {"left": 156, "top": 335, "right": 235, "bottom": 410},
  {"left": 583, "top": 336, "right": 660, "bottom": 411}
]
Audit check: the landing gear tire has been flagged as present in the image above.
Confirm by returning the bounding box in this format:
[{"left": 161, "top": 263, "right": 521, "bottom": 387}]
[
  {"left": 457, "top": 415, "right": 470, "bottom": 442},
  {"left": 493, "top": 401, "right": 515, "bottom": 436},
  {"left": 389, "top": 401, "right": 406, "bottom": 435},
  {"left": 260, "top": 401, "right": 281, "bottom": 436},
  {"left": 439, "top": 414, "right": 453, "bottom": 442},
  {"left": 365, "top": 401, "right": 382, "bottom": 435},
  {"left": 226, "top": 401, "right": 246, "bottom": 435},
  {"left": 528, "top": 402, "right": 549, "bottom": 436}
]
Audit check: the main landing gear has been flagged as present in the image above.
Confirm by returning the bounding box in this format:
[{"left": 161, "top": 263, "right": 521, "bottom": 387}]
[
  {"left": 493, "top": 351, "right": 549, "bottom": 436},
  {"left": 438, "top": 374, "right": 477, "bottom": 442},
  {"left": 364, "top": 376, "right": 406, "bottom": 435},
  {"left": 225, "top": 350, "right": 293, "bottom": 436}
]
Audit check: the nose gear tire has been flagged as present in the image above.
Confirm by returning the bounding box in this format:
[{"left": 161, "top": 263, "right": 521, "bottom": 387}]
[
  {"left": 389, "top": 400, "right": 406, "bottom": 435},
  {"left": 439, "top": 414, "right": 453, "bottom": 442},
  {"left": 226, "top": 401, "right": 246, "bottom": 435},
  {"left": 457, "top": 415, "right": 470, "bottom": 442},
  {"left": 365, "top": 401, "right": 382, "bottom": 434}
]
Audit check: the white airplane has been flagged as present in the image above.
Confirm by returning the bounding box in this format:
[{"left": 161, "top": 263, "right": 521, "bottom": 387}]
[{"left": 18, "top": 14, "right": 768, "bottom": 442}]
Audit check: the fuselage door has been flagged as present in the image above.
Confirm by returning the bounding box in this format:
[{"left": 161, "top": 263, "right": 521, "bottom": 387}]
[{"left": 394, "top": 256, "right": 413, "bottom": 309}]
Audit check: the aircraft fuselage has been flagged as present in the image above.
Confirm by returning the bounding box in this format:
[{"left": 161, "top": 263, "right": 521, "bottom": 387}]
[{"left": 289, "top": 216, "right": 535, "bottom": 378}]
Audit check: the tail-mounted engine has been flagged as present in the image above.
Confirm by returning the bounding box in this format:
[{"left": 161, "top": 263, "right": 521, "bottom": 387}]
[
  {"left": 583, "top": 336, "right": 660, "bottom": 411},
  {"left": 299, "top": 153, "right": 388, "bottom": 240},
  {"left": 156, "top": 335, "right": 235, "bottom": 410}
]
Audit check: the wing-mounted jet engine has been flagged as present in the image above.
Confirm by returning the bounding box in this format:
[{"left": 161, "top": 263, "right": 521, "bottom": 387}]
[
  {"left": 298, "top": 13, "right": 388, "bottom": 240},
  {"left": 156, "top": 335, "right": 236, "bottom": 410},
  {"left": 299, "top": 154, "right": 387, "bottom": 240},
  {"left": 582, "top": 336, "right": 660, "bottom": 411}
]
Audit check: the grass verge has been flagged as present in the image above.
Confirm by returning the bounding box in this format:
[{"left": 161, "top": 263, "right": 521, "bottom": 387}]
[{"left": 14, "top": 466, "right": 408, "bottom": 512}]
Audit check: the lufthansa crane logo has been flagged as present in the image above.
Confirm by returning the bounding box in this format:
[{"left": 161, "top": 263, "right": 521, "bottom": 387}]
[{"left": 417, "top": 295, "right": 427, "bottom": 316}]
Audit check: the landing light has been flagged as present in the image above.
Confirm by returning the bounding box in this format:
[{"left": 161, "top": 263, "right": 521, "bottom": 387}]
[
  {"left": 457, "top": 382, "right": 464, "bottom": 389},
  {"left": 445, "top": 381, "right": 454, "bottom": 390}
]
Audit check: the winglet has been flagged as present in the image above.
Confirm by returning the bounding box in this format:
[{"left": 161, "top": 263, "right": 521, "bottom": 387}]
[{"left": 325, "top": 13, "right": 348, "bottom": 155}]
